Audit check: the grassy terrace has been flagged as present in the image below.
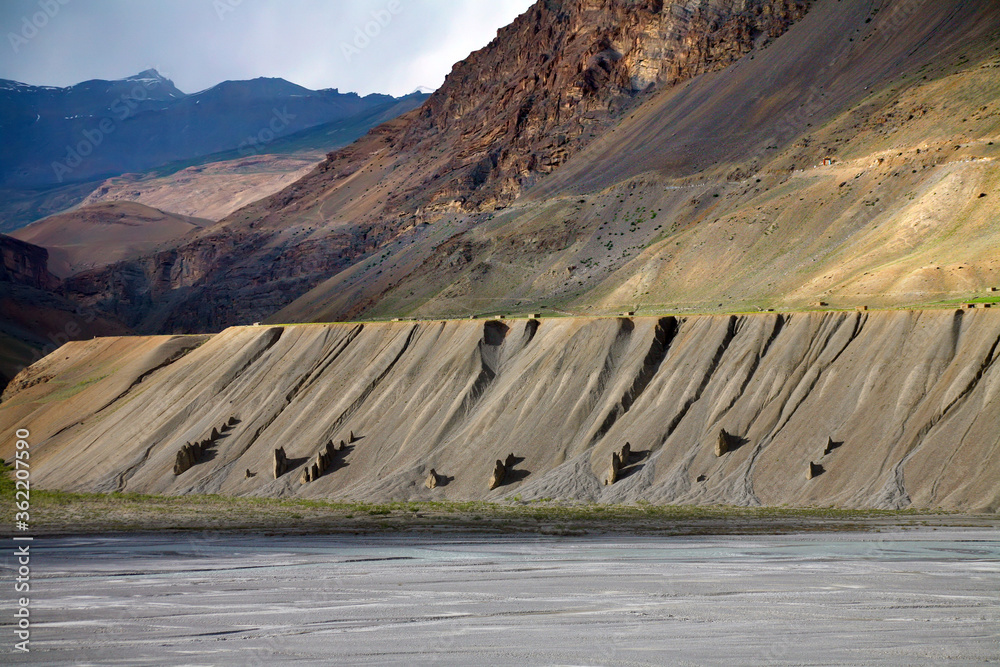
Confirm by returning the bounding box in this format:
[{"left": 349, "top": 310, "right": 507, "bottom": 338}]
[{"left": 1, "top": 468, "right": 990, "bottom": 536}]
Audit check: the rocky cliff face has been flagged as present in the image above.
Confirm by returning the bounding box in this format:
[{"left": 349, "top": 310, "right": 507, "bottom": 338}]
[
  {"left": 386, "top": 0, "right": 809, "bottom": 211},
  {"left": 3, "top": 310, "right": 998, "bottom": 511},
  {"left": 0, "top": 234, "right": 57, "bottom": 290}
]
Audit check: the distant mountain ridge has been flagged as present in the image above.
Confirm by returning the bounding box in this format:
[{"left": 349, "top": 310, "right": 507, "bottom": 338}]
[{"left": 0, "top": 69, "right": 427, "bottom": 190}]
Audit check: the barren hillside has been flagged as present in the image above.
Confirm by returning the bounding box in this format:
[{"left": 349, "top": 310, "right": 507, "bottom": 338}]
[
  {"left": 61, "top": 0, "right": 819, "bottom": 332},
  {"left": 2, "top": 310, "right": 998, "bottom": 511},
  {"left": 12, "top": 202, "right": 211, "bottom": 278}
]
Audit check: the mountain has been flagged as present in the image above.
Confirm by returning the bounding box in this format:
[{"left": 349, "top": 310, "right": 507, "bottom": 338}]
[
  {"left": 10, "top": 201, "right": 211, "bottom": 278},
  {"left": 0, "top": 70, "right": 429, "bottom": 231},
  {"left": 0, "top": 69, "right": 422, "bottom": 189},
  {"left": 60, "top": 0, "right": 819, "bottom": 332},
  {"left": 74, "top": 92, "right": 432, "bottom": 222},
  {"left": 5, "top": 0, "right": 1000, "bottom": 513},
  {"left": 58, "top": 0, "right": 1000, "bottom": 335}
]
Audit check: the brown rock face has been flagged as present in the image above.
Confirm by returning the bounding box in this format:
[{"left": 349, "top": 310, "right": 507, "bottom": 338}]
[
  {"left": 0, "top": 234, "right": 57, "bottom": 290},
  {"left": 395, "top": 0, "right": 809, "bottom": 212}
]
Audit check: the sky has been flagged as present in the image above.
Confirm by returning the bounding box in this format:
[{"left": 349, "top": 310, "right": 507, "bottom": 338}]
[{"left": 0, "top": 0, "right": 536, "bottom": 96}]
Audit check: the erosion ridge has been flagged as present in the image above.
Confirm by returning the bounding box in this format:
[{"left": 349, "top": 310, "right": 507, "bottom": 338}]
[{"left": 2, "top": 309, "right": 998, "bottom": 512}]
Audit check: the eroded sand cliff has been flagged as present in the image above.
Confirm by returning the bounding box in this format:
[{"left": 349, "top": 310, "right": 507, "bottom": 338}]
[{"left": 2, "top": 309, "right": 997, "bottom": 511}]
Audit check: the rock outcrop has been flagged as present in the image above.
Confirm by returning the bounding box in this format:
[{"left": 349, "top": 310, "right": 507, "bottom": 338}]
[
  {"left": 605, "top": 452, "right": 622, "bottom": 486},
  {"left": 488, "top": 460, "right": 507, "bottom": 491},
  {"left": 273, "top": 447, "right": 289, "bottom": 479},
  {"left": 716, "top": 430, "right": 736, "bottom": 457},
  {"left": 173, "top": 441, "right": 204, "bottom": 476},
  {"left": 606, "top": 443, "right": 632, "bottom": 485},
  {"left": 425, "top": 469, "right": 439, "bottom": 489},
  {"left": 301, "top": 441, "right": 339, "bottom": 483},
  {"left": 823, "top": 438, "right": 840, "bottom": 456}
]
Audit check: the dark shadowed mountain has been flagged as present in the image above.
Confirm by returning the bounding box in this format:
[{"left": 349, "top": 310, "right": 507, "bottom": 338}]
[
  {"left": 0, "top": 70, "right": 428, "bottom": 231},
  {"left": 0, "top": 233, "right": 127, "bottom": 390}
]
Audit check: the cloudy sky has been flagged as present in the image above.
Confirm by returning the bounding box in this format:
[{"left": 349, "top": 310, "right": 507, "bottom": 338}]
[{"left": 0, "top": 0, "right": 535, "bottom": 96}]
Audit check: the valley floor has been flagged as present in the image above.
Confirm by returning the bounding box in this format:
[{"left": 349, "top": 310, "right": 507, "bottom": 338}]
[{"left": 7, "top": 529, "right": 998, "bottom": 665}]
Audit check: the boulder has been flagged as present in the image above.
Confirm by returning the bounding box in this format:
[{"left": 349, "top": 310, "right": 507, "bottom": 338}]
[
  {"left": 807, "top": 462, "right": 824, "bottom": 480},
  {"left": 425, "top": 469, "right": 439, "bottom": 489},
  {"left": 619, "top": 442, "right": 631, "bottom": 464},
  {"left": 349, "top": 431, "right": 358, "bottom": 443},
  {"left": 697, "top": 474, "right": 707, "bottom": 483},
  {"left": 505, "top": 453, "right": 517, "bottom": 470},
  {"left": 301, "top": 468, "right": 312, "bottom": 484},
  {"left": 211, "top": 427, "right": 220, "bottom": 440},
  {"left": 245, "top": 468, "right": 254, "bottom": 479},
  {"left": 488, "top": 459, "right": 506, "bottom": 490},
  {"left": 228, "top": 416, "right": 238, "bottom": 426}
]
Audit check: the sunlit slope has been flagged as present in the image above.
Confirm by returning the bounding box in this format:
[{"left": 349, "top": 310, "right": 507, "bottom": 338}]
[
  {"left": 276, "top": 0, "right": 1000, "bottom": 322},
  {"left": 3, "top": 311, "right": 998, "bottom": 511}
]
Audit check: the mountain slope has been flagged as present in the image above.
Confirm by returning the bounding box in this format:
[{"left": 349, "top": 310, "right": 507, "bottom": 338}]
[
  {"left": 74, "top": 92, "right": 431, "bottom": 222},
  {"left": 276, "top": 0, "right": 1000, "bottom": 322},
  {"left": 61, "top": 0, "right": 814, "bottom": 333}
]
